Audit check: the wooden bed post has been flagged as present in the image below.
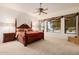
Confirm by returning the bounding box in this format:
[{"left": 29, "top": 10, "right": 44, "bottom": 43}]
[
  {"left": 31, "top": 21, "right": 32, "bottom": 28},
  {"left": 15, "top": 18, "right": 17, "bottom": 33},
  {"left": 24, "top": 30, "right": 28, "bottom": 46},
  {"left": 14, "top": 18, "right": 17, "bottom": 40},
  {"left": 78, "top": 14, "right": 79, "bottom": 36},
  {"left": 43, "top": 32, "right": 44, "bottom": 40}
]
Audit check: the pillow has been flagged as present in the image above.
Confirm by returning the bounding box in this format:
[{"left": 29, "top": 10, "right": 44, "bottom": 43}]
[
  {"left": 16, "top": 28, "right": 33, "bottom": 32},
  {"left": 24, "top": 28, "right": 32, "bottom": 32},
  {"left": 27, "top": 28, "right": 32, "bottom": 31},
  {"left": 17, "top": 29, "right": 24, "bottom": 32}
]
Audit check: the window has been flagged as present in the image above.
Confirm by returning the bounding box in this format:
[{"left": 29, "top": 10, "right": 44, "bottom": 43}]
[
  {"left": 47, "top": 18, "right": 61, "bottom": 32},
  {"left": 32, "top": 21, "right": 40, "bottom": 31},
  {"left": 39, "top": 20, "right": 44, "bottom": 31},
  {"left": 0, "top": 19, "right": 15, "bottom": 33},
  {"left": 65, "top": 16, "right": 76, "bottom": 34}
]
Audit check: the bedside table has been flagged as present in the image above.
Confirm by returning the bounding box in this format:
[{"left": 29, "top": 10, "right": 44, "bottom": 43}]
[{"left": 3, "top": 33, "right": 16, "bottom": 43}]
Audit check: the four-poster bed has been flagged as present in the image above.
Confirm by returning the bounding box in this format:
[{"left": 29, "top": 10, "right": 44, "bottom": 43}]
[
  {"left": 3, "top": 18, "right": 44, "bottom": 46},
  {"left": 16, "top": 24, "right": 44, "bottom": 46}
]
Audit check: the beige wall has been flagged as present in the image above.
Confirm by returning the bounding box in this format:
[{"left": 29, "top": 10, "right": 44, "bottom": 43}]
[
  {"left": 0, "top": 7, "right": 32, "bottom": 43},
  {"left": 16, "top": 13, "right": 31, "bottom": 27}
]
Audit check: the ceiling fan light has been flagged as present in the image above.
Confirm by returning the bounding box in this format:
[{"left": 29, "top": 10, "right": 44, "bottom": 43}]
[{"left": 35, "top": 3, "right": 48, "bottom": 15}]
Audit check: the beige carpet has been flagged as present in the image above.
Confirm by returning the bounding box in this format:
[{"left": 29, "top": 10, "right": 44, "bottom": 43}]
[{"left": 0, "top": 38, "right": 79, "bottom": 55}]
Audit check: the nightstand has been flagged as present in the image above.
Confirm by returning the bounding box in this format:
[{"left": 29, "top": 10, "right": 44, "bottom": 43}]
[{"left": 3, "top": 33, "right": 16, "bottom": 43}]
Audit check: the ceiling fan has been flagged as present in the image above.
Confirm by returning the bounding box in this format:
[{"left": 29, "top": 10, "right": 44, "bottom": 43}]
[{"left": 35, "top": 3, "right": 48, "bottom": 15}]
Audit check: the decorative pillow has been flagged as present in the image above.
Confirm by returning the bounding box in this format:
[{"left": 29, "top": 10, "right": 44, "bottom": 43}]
[
  {"left": 16, "top": 28, "right": 33, "bottom": 32},
  {"left": 27, "top": 28, "right": 32, "bottom": 31},
  {"left": 17, "top": 29, "right": 24, "bottom": 32},
  {"left": 25, "top": 29, "right": 28, "bottom": 32}
]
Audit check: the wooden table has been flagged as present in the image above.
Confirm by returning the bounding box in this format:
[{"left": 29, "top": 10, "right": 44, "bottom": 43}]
[{"left": 68, "top": 36, "right": 79, "bottom": 45}]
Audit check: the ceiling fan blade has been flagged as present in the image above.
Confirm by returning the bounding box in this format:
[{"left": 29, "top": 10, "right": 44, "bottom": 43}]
[
  {"left": 42, "top": 11, "right": 47, "bottom": 14},
  {"left": 44, "top": 8, "right": 48, "bottom": 11},
  {"left": 34, "top": 3, "right": 48, "bottom": 15},
  {"left": 39, "top": 12, "right": 41, "bottom": 15},
  {"left": 34, "top": 8, "right": 39, "bottom": 13}
]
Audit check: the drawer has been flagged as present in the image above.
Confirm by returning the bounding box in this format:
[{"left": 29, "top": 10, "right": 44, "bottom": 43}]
[{"left": 3, "top": 33, "right": 16, "bottom": 43}]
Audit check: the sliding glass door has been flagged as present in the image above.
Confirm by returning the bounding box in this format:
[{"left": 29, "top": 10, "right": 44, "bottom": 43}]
[
  {"left": 65, "top": 16, "right": 76, "bottom": 34},
  {"left": 47, "top": 18, "right": 61, "bottom": 32}
]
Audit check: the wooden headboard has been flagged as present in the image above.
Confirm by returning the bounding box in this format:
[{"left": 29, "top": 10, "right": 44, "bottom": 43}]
[{"left": 17, "top": 24, "right": 30, "bottom": 29}]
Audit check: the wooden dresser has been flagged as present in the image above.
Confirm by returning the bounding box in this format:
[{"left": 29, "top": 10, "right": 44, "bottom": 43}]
[{"left": 3, "top": 33, "right": 16, "bottom": 43}]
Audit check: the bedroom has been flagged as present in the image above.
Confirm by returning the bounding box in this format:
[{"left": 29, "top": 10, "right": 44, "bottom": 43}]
[{"left": 0, "top": 3, "right": 79, "bottom": 54}]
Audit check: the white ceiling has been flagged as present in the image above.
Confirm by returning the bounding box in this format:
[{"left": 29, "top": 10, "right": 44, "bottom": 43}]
[{"left": 0, "top": 3, "right": 79, "bottom": 19}]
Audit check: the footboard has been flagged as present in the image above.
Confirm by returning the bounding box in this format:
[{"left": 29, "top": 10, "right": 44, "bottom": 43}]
[
  {"left": 17, "top": 31, "right": 44, "bottom": 46},
  {"left": 24, "top": 31, "right": 44, "bottom": 46}
]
